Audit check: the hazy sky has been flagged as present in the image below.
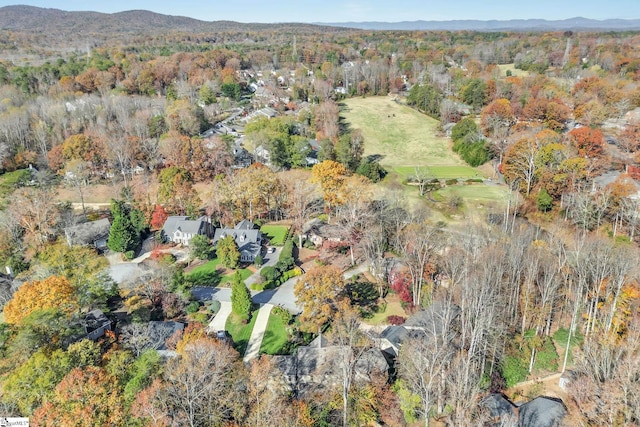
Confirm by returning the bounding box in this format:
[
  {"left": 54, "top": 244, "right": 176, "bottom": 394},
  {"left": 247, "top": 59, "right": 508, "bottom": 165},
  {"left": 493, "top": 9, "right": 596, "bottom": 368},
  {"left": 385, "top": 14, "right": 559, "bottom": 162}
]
[{"left": 2, "top": 0, "right": 639, "bottom": 23}]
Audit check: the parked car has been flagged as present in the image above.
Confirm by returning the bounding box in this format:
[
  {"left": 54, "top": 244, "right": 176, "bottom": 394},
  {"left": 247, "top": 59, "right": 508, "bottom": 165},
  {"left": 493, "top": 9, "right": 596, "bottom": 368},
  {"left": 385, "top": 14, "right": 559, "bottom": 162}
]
[
  {"left": 267, "top": 247, "right": 276, "bottom": 253},
  {"left": 216, "top": 330, "right": 228, "bottom": 341}
]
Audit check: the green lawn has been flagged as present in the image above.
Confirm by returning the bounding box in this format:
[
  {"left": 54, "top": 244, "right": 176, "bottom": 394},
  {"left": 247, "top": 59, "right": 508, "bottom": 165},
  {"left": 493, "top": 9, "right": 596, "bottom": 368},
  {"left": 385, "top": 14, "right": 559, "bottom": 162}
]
[
  {"left": 186, "top": 258, "right": 252, "bottom": 287},
  {"left": 435, "top": 184, "right": 509, "bottom": 202},
  {"left": 226, "top": 310, "right": 259, "bottom": 355},
  {"left": 0, "top": 169, "right": 32, "bottom": 208},
  {"left": 260, "top": 224, "right": 289, "bottom": 246},
  {"left": 365, "top": 298, "right": 407, "bottom": 326},
  {"left": 341, "top": 96, "right": 465, "bottom": 168},
  {"left": 393, "top": 165, "right": 483, "bottom": 180},
  {"left": 259, "top": 312, "right": 289, "bottom": 355},
  {"left": 219, "top": 268, "right": 253, "bottom": 285}
]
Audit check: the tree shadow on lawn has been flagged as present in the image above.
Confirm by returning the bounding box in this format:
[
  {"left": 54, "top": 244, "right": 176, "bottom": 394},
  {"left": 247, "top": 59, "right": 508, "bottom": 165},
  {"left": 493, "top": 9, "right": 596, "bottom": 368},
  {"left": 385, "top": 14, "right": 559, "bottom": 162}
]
[
  {"left": 186, "top": 270, "right": 222, "bottom": 287},
  {"left": 260, "top": 330, "right": 289, "bottom": 355},
  {"left": 345, "top": 280, "right": 379, "bottom": 313}
]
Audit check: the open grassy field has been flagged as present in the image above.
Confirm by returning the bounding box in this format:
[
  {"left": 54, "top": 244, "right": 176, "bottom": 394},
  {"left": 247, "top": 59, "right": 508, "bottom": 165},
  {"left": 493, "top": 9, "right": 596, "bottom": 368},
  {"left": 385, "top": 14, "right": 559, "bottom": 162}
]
[
  {"left": 393, "top": 165, "right": 483, "bottom": 180},
  {"left": 341, "top": 96, "right": 465, "bottom": 167},
  {"left": 435, "top": 184, "right": 509, "bottom": 203},
  {"left": 497, "top": 63, "right": 530, "bottom": 77}
]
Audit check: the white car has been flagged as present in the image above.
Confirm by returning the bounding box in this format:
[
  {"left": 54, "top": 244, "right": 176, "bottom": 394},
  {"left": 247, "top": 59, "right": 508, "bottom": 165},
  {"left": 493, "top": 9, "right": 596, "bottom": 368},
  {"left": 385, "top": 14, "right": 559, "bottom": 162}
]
[{"left": 267, "top": 247, "right": 276, "bottom": 253}]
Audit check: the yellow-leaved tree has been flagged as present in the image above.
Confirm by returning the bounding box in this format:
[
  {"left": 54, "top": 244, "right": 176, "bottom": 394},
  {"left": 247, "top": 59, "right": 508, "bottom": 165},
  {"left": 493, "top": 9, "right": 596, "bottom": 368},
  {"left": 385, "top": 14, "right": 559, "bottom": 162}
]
[{"left": 4, "top": 276, "right": 78, "bottom": 324}]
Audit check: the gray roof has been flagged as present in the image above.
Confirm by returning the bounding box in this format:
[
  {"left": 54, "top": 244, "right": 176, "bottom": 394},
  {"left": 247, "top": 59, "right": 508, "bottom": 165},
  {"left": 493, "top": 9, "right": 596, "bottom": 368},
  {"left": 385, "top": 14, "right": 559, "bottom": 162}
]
[
  {"left": 161, "top": 216, "right": 209, "bottom": 240},
  {"left": 83, "top": 309, "right": 110, "bottom": 333},
  {"left": 146, "top": 321, "right": 185, "bottom": 351},
  {"left": 480, "top": 393, "right": 517, "bottom": 420},
  {"left": 234, "top": 219, "right": 255, "bottom": 230},
  {"left": 64, "top": 218, "right": 111, "bottom": 246},
  {"left": 213, "top": 223, "right": 262, "bottom": 259},
  {"left": 518, "top": 396, "right": 567, "bottom": 427}
]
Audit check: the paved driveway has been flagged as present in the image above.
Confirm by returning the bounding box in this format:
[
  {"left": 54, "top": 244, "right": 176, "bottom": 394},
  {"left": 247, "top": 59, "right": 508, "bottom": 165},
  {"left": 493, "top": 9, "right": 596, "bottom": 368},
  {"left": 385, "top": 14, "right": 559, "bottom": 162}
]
[
  {"left": 244, "top": 246, "right": 282, "bottom": 286},
  {"left": 207, "top": 301, "right": 232, "bottom": 333}
]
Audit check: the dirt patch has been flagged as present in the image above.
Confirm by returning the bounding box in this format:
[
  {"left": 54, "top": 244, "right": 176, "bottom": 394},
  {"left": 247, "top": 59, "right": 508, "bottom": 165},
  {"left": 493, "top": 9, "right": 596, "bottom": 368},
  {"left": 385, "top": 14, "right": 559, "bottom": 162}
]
[{"left": 298, "top": 247, "right": 319, "bottom": 264}]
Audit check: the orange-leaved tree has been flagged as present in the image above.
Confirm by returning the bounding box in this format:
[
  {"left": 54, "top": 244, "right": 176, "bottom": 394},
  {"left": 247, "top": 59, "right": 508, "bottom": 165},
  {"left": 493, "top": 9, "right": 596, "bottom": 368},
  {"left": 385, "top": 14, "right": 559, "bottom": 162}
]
[
  {"left": 294, "top": 265, "right": 346, "bottom": 333},
  {"left": 4, "top": 276, "right": 78, "bottom": 324},
  {"left": 311, "top": 160, "right": 348, "bottom": 213}
]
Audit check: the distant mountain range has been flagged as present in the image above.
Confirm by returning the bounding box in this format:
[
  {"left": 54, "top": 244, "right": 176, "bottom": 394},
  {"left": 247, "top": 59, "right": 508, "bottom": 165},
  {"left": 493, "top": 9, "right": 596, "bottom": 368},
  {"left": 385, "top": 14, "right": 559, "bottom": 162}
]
[
  {"left": 318, "top": 17, "right": 640, "bottom": 31},
  {"left": 0, "top": 5, "right": 639, "bottom": 34}
]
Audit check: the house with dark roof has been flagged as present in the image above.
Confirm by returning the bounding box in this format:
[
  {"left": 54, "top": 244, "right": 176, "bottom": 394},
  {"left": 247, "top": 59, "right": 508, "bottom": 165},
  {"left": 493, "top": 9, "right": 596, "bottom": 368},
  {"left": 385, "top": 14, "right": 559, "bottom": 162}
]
[
  {"left": 479, "top": 393, "right": 518, "bottom": 426},
  {"left": 378, "top": 301, "right": 460, "bottom": 357},
  {"left": 64, "top": 218, "right": 111, "bottom": 249},
  {"left": 145, "top": 321, "right": 185, "bottom": 357},
  {"left": 212, "top": 220, "right": 262, "bottom": 263},
  {"left": 161, "top": 216, "right": 214, "bottom": 246},
  {"left": 83, "top": 309, "right": 112, "bottom": 341},
  {"left": 518, "top": 396, "right": 567, "bottom": 427},
  {"left": 273, "top": 335, "right": 389, "bottom": 398}
]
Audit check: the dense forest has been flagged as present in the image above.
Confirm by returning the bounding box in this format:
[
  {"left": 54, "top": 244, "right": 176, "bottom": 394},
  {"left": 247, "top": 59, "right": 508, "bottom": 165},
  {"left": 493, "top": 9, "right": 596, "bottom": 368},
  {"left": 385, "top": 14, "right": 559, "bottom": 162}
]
[{"left": 0, "top": 6, "right": 640, "bottom": 426}]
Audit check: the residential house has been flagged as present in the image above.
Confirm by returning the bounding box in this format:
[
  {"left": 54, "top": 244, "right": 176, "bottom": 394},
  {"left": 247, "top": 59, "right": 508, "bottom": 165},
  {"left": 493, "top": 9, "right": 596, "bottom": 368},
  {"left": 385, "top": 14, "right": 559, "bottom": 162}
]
[
  {"left": 301, "top": 218, "right": 345, "bottom": 248},
  {"left": 83, "top": 309, "right": 112, "bottom": 341},
  {"left": 64, "top": 218, "right": 111, "bottom": 249},
  {"left": 479, "top": 393, "right": 518, "bottom": 426},
  {"left": 518, "top": 396, "right": 567, "bottom": 427},
  {"left": 145, "top": 321, "right": 185, "bottom": 357},
  {"left": 231, "top": 138, "right": 254, "bottom": 168},
  {"left": 212, "top": 220, "right": 262, "bottom": 263},
  {"left": 378, "top": 301, "right": 460, "bottom": 357},
  {"left": 273, "top": 335, "right": 388, "bottom": 398},
  {"left": 161, "top": 216, "right": 214, "bottom": 246},
  {"left": 254, "top": 144, "right": 272, "bottom": 166}
]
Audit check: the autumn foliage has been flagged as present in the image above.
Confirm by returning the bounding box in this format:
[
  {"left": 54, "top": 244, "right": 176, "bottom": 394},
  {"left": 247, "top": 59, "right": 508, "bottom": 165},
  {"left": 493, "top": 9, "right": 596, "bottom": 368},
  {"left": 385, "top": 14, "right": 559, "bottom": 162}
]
[{"left": 3, "top": 275, "right": 78, "bottom": 324}]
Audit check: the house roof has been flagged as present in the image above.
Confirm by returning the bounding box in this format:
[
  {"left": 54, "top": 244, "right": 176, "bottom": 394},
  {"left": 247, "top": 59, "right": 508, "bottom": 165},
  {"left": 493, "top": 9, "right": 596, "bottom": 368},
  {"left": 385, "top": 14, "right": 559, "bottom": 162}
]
[
  {"left": 480, "top": 393, "right": 517, "bottom": 420},
  {"left": 162, "top": 216, "right": 208, "bottom": 238},
  {"left": 83, "top": 309, "right": 110, "bottom": 333},
  {"left": 235, "top": 219, "right": 255, "bottom": 230},
  {"left": 302, "top": 218, "right": 343, "bottom": 239},
  {"left": 518, "top": 396, "right": 567, "bottom": 427},
  {"left": 64, "top": 218, "right": 111, "bottom": 246},
  {"left": 213, "top": 224, "right": 262, "bottom": 259},
  {"left": 146, "top": 321, "right": 185, "bottom": 351}
]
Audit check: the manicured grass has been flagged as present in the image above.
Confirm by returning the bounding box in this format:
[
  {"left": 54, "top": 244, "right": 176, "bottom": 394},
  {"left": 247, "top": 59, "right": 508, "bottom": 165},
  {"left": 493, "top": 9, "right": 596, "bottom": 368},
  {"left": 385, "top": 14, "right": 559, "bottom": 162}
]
[
  {"left": 341, "top": 96, "right": 465, "bottom": 167},
  {"left": 364, "top": 296, "right": 407, "bottom": 326},
  {"left": 259, "top": 312, "right": 289, "bottom": 355},
  {"left": 187, "top": 258, "right": 252, "bottom": 287},
  {"left": 226, "top": 309, "right": 259, "bottom": 355},
  {"left": 393, "top": 165, "right": 482, "bottom": 179},
  {"left": 260, "top": 224, "right": 289, "bottom": 246},
  {"left": 435, "top": 184, "right": 510, "bottom": 202},
  {"left": 219, "top": 268, "right": 252, "bottom": 285}
]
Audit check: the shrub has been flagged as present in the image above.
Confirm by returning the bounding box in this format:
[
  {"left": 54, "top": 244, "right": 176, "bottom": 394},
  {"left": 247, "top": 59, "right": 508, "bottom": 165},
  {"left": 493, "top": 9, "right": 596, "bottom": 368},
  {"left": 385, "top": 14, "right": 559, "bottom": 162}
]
[
  {"left": 501, "top": 355, "right": 528, "bottom": 388},
  {"left": 261, "top": 266, "right": 279, "bottom": 282},
  {"left": 356, "top": 159, "right": 387, "bottom": 183},
  {"left": 159, "top": 253, "right": 176, "bottom": 265},
  {"left": 387, "top": 315, "right": 406, "bottom": 325},
  {"left": 445, "top": 179, "right": 458, "bottom": 186},
  {"left": 254, "top": 254, "right": 263, "bottom": 266},
  {"left": 186, "top": 301, "right": 200, "bottom": 314},
  {"left": 206, "top": 300, "right": 221, "bottom": 314},
  {"left": 272, "top": 306, "right": 293, "bottom": 325},
  {"left": 190, "top": 312, "right": 209, "bottom": 324},
  {"left": 124, "top": 250, "right": 135, "bottom": 260}
]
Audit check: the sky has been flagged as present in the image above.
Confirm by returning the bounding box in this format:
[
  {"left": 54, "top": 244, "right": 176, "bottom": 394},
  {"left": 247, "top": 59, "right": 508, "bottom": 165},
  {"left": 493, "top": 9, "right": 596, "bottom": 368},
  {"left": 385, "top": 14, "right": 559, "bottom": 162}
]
[{"left": 1, "top": 0, "right": 640, "bottom": 23}]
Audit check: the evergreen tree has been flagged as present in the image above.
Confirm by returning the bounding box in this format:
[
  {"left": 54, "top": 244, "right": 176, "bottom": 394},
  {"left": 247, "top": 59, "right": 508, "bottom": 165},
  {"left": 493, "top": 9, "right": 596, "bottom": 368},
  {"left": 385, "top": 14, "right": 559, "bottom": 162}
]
[
  {"left": 107, "top": 214, "right": 135, "bottom": 253},
  {"left": 230, "top": 271, "right": 251, "bottom": 321}
]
